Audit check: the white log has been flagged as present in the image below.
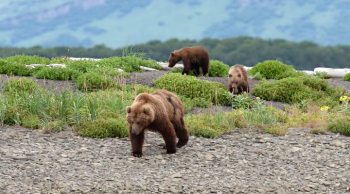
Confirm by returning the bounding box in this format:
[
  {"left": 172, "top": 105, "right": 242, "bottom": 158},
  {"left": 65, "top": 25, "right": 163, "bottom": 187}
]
[
  {"left": 314, "top": 67, "right": 350, "bottom": 78},
  {"left": 25, "top": 64, "right": 46, "bottom": 69},
  {"left": 69, "top": 57, "right": 101, "bottom": 61},
  {"left": 300, "top": 70, "right": 314, "bottom": 76},
  {"left": 46, "top": 64, "right": 66, "bottom": 68},
  {"left": 140, "top": 66, "right": 158, "bottom": 71}
]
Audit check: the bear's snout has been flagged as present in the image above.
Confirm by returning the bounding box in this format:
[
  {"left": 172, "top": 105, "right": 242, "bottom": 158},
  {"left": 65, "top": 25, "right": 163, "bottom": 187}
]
[
  {"left": 131, "top": 128, "right": 139, "bottom": 135},
  {"left": 131, "top": 129, "right": 137, "bottom": 135}
]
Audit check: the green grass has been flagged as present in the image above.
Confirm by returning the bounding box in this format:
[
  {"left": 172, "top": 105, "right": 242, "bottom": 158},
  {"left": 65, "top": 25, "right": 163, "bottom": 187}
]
[
  {"left": 1, "top": 54, "right": 350, "bottom": 139},
  {"left": 153, "top": 73, "right": 231, "bottom": 106}
]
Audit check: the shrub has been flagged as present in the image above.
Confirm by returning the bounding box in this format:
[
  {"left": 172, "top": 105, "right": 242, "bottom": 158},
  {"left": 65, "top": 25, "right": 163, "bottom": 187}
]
[
  {"left": 3, "top": 106, "right": 22, "bottom": 125},
  {"left": 326, "top": 116, "right": 350, "bottom": 136},
  {"left": 0, "top": 63, "right": 33, "bottom": 76},
  {"left": 45, "top": 120, "right": 66, "bottom": 132},
  {"left": 153, "top": 73, "right": 231, "bottom": 106},
  {"left": 5, "top": 54, "right": 51, "bottom": 65},
  {"left": 185, "top": 111, "right": 244, "bottom": 138},
  {"left": 76, "top": 72, "right": 117, "bottom": 92},
  {"left": 3, "top": 78, "right": 39, "bottom": 94},
  {"left": 314, "top": 71, "right": 329, "bottom": 79},
  {"left": 251, "top": 72, "right": 264, "bottom": 80},
  {"left": 252, "top": 75, "right": 343, "bottom": 106},
  {"left": 33, "top": 67, "right": 81, "bottom": 81},
  {"left": 209, "top": 60, "right": 230, "bottom": 77},
  {"left": 231, "top": 92, "right": 255, "bottom": 109},
  {"left": 77, "top": 117, "right": 129, "bottom": 138},
  {"left": 343, "top": 73, "right": 350, "bottom": 81},
  {"left": 66, "top": 59, "right": 97, "bottom": 73},
  {"left": 97, "top": 56, "right": 162, "bottom": 72},
  {"left": 263, "top": 125, "right": 288, "bottom": 136},
  {"left": 21, "top": 115, "right": 42, "bottom": 129},
  {"left": 248, "top": 60, "right": 295, "bottom": 80},
  {"left": 87, "top": 67, "right": 130, "bottom": 78}
]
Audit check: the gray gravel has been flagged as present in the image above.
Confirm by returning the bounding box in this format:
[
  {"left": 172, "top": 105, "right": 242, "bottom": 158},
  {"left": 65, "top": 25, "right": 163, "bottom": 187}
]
[{"left": 1, "top": 126, "right": 349, "bottom": 193}]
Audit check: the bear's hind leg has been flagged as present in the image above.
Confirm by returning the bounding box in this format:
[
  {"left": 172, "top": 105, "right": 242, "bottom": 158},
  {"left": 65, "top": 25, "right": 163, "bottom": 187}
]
[
  {"left": 194, "top": 65, "right": 200, "bottom": 76},
  {"left": 202, "top": 63, "right": 209, "bottom": 76},
  {"left": 174, "top": 118, "right": 189, "bottom": 148},
  {"left": 160, "top": 125, "right": 177, "bottom": 154}
]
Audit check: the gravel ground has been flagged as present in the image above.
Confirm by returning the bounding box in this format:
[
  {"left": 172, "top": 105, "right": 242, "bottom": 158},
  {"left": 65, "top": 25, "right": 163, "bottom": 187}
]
[
  {"left": 1, "top": 126, "right": 349, "bottom": 193},
  {"left": 1, "top": 70, "right": 350, "bottom": 193}
]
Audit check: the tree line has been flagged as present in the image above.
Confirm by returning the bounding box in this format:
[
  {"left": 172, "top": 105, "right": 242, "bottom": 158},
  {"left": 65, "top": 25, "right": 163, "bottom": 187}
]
[{"left": 1, "top": 36, "right": 349, "bottom": 70}]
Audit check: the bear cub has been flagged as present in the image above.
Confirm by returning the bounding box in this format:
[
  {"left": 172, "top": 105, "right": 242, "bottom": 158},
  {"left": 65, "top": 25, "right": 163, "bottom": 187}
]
[
  {"left": 126, "top": 90, "right": 189, "bottom": 157},
  {"left": 168, "top": 46, "right": 210, "bottom": 76},
  {"left": 228, "top": 64, "right": 250, "bottom": 94}
]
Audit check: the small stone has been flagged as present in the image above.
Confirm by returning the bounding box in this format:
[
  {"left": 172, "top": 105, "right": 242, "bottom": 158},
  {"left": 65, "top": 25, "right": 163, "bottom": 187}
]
[
  {"left": 205, "top": 154, "right": 214, "bottom": 161},
  {"left": 172, "top": 173, "right": 182, "bottom": 178},
  {"left": 291, "top": 147, "right": 302, "bottom": 152},
  {"left": 330, "top": 140, "right": 345, "bottom": 148},
  {"left": 303, "top": 187, "right": 311, "bottom": 192}
]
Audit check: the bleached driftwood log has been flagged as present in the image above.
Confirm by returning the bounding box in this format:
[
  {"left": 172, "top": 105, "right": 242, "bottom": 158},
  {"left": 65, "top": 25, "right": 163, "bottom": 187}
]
[
  {"left": 69, "top": 57, "right": 101, "bottom": 61},
  {"left": 314, "top": 67, "right": 350, "bottom": 78},
  {"left": 140, "top": 66, "right": 158, "bottom": 71}
]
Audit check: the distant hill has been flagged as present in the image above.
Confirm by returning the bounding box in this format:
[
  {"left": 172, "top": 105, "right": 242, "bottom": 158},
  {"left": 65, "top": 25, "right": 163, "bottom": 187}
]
[{"left": 1, "top": 0, "right": 350, "bottom": 48}]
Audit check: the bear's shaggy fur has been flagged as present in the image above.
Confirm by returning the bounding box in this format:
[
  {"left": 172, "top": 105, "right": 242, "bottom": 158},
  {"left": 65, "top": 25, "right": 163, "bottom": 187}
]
[
  {"left": 126, "top": 90, "right": 189, "bottom": 157},
  {"left": 228, "top": 64, "right": 250, "bottom": 94},
  {"left": 168, "top": 46, "right": 210, "bottom": 76}
]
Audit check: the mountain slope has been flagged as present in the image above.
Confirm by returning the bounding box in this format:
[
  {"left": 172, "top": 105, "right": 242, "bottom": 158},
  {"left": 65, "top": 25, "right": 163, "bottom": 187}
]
[{"left": 0, "top": 0, "right": 349, "bottom": 48}]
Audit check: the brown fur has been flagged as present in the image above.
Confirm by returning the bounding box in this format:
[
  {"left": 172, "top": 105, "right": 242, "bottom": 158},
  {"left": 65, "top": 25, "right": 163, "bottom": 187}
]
[
  {"left": 228, "top": 64, "right": 249, "bottom": 94},
  {"left": 168, "top": 46, "right": 210, "bottom": 76},
  {"left": 126, "top": 90, "right": 189, "bottom": 157}
]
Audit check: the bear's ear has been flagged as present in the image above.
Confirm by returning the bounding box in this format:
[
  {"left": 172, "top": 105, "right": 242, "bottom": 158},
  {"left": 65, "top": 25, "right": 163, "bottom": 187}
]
[
  {"left": 126, "top": 106, "right": 131, "bottom": 114},
  {"left": 228, "top": 74, "right": 232, "bottom": 78},
  {"left": 143, "top": 107, "right": 150, "bottom": 115},
  {"left": 171, "top": 52, "right": 175, "bottom": 57},
  {"left": 237, "top": 73, "right": 241, "bottom": 78}
]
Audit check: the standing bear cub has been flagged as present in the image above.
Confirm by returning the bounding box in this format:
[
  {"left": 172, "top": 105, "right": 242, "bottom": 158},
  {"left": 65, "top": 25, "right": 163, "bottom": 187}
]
[
  {"left": 126, "top": 90, "right": 189, "bottom": 157},
  {"left": 168, "top": 46, "right": 210, "bottom": 76},
  {"left": 228, "top": 64, "right": 250, "bottom": 94}
]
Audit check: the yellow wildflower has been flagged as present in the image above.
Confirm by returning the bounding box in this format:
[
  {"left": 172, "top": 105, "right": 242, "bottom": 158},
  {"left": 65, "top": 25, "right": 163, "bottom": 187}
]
[
  {"left": 256, "top": 97, "right": 260, "bottom": 100},
  {"left": 340, "top": 96, "right": 348, "bottom": 102},
  {"left": 320, "top": 106, "right": 330, "bottom": 111}
]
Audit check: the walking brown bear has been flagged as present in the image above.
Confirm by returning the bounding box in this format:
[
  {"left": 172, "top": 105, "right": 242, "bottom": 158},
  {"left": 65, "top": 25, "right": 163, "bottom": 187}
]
[
  {"left": 168, "top": 46, "right": 210, "bottom": 76},
  {"left": 126, "top": 90, "right": 189, "bottom": 157}
]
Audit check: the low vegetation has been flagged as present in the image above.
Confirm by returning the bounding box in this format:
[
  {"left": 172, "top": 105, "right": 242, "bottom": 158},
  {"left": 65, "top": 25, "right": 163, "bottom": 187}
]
[
  {"left": 252, "top": 74, "right": 345, "bottom": 107},
  {"left": 248, "top": 60, "right": 295, "bottom": 80},
  {"left": 343, "top": 73, "right": 350, "bottom": 81},
  {"left": 153, "top": 73, "right": 231, "bottom": 106},
  {"left": 0, "top": 55, "right": 349, "bottom": 139}
]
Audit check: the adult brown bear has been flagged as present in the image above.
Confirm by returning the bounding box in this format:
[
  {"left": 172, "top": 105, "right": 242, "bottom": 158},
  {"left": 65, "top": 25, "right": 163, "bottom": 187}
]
[
  {"left": 126, "top": 90, "right": 189, "bottom": 157},
  {"left": 228, "top": 64, "right": 250, "bottom": 94},
  {"left": 168, "top": 46, "right": 210, "bottom": 76}
]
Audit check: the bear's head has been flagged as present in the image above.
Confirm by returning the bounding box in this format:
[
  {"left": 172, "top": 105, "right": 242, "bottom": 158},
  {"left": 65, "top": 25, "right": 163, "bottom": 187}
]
[
  {"left": 168, "top": 52, "right": 181, "bottom": 68},
  {"left": 126, "top": 104, "right": 155, "bottom": 135},
  {"left": 229, "top": 73, "right": 243, "bottom": 94}
]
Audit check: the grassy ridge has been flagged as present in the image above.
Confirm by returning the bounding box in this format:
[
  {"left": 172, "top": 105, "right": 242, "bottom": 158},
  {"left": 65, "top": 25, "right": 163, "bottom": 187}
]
[{"left": 1, "top": 54, "right": 350, "bottom": 138}]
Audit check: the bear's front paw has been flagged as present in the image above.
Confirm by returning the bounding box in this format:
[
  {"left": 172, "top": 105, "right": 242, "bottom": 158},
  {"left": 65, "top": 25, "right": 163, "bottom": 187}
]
[
  {"left": 132, "top": 152, "right": 142, "bottom": 157},
  {"left": 166, "top": 149, "right": 176, "bottom": 154}
]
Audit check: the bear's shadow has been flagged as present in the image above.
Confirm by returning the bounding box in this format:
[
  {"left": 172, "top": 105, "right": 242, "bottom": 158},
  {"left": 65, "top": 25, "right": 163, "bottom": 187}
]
[{"left": 139, "top": 132, "right": 190, "bottom": 157}]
